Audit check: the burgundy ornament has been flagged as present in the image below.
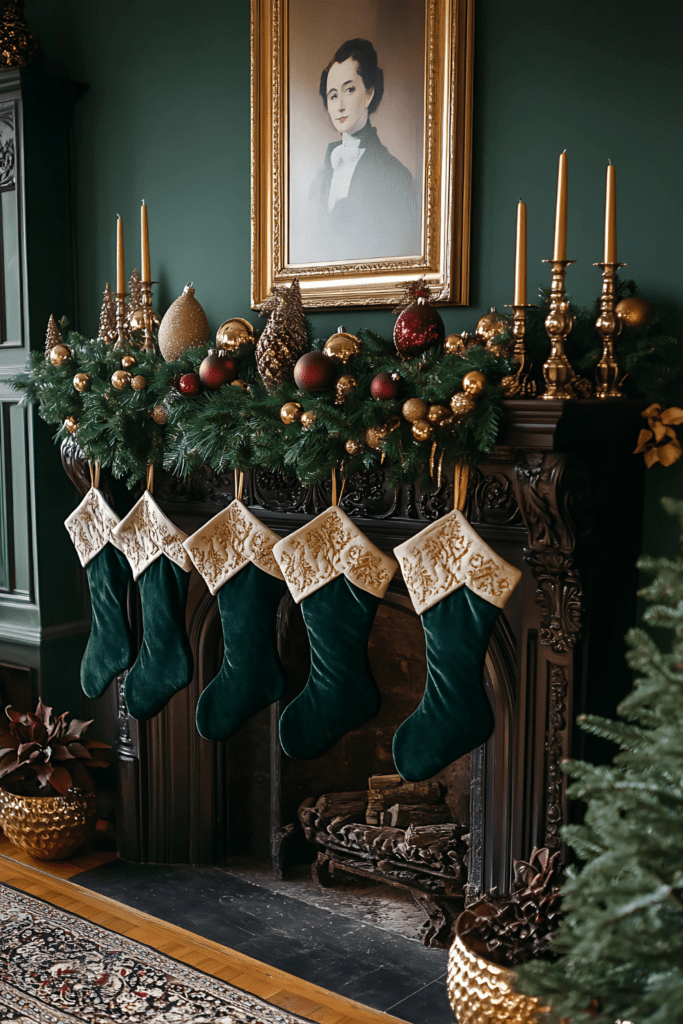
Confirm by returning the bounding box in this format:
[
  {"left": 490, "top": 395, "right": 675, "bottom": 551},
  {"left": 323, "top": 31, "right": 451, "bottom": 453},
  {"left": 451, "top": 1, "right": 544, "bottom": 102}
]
[
  {"left": 370, "top": 372, "right": 400, "bottom": 401},
  {"left": 178, "top": 372, "right": 202, "bottom": 396},
  {"left": 293, "top": 351, "right": 335, "bottom": 394},
  {"left": 394, "top": 292, "right": 445, "bottom": 359},
  {"left": 198, "top": 349, "right": 237, "bottom": 390}
]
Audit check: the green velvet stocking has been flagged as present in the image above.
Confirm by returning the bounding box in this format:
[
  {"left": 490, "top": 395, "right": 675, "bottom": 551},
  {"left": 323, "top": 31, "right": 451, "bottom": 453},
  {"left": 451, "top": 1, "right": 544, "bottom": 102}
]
[
  {"left": 81, "top": 544, "right": 135, "bottom": 699},
  {"left": 124, "top": 555, "right": 193, "bottom": 720},
  {"left": 278, "top": 574, "right": 382, "bottom": 760},
  {"left": 195, "top": 562, "right": 287, "bottom": 741},
  {"left": 392, "top": 586, "right": 499, "bottom": 782}
]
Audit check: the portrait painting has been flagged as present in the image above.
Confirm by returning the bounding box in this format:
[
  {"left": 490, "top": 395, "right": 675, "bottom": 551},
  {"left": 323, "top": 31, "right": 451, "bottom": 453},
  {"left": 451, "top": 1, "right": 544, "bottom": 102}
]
[{"left": 251, "top": 0, "right": 473, "bottom": 308}]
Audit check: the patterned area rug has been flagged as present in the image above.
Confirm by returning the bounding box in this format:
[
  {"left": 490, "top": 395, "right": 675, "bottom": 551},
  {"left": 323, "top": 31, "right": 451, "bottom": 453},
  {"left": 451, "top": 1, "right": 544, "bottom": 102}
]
[{"left": 0, "top": 883, "right": 313, "bottom": 1023}]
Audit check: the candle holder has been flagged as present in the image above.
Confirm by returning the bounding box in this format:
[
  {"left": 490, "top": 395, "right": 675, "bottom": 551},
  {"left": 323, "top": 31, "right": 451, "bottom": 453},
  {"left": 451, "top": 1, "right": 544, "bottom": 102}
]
[
  {"left": 502, "top": 303, "right": 532, "bottom": 397},
  {"left": 593, "top": 261, "right": 626, "bottom": 399},
  {"left": 138, "top": 280, "right": 160, "bottom": 353},
  {"left": 540, "top": 259, "right": 576, "bottom": 401},
  {"left": 114, "top": 292, "right": 130, "bottom": 350}
]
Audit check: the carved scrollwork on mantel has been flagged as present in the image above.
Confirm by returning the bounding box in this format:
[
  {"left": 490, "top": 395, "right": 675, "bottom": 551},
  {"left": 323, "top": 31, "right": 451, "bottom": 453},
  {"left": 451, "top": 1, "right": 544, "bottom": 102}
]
[
  {"left": 468, "top": 467, "right": 522, "bottom": 527},
  {"left": 513, "top": 452, "right": 588, "bottom": 654},
  {"left": 545, "top": 663, "right": 568, "bottom": 850}
]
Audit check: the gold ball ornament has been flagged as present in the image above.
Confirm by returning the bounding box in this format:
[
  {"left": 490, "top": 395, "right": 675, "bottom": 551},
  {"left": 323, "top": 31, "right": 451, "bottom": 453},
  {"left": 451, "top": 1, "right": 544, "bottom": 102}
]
[
  {"left": 412, "top": 419, "right": 433, "bottom": 442},
  {"left": 427, "top": 404, "right": 451, "bottom": 424},
  {"left": 402, "top": 397, "right": 428, "bottom": 423},
  {"left": 121, "top": 355, "right": 137, "bottom": 369},
  {"left": 151, "top": 404, "right": 169, "bottom": 425},
  {"left": 335, "top": 374, "right": 358, "bottom": 405},
  {"left": 280, "top": 401, "right": 303, "bottom": 425},
  {"left": 131, "top": 375, "right": 147, "bottom": 390},
  {"left": 616, "top": 296, "right": 653, "bottom": 330},
  {"left": 344, "top": 439, "right": 365, "bottom": 456},
  {"left": 72, "top": 372, "right": 90, "bottom": 393},
  {"left": 475, "top": 307, "right": 507, "bottom": 345},
  {"left": 323, "top": 328, "right": 361, "bottom": 364},
  {"left": 64, "top": 416, "right": 78, "bottom": 434},
  {"left": 444, "top": 334, "right": 468, "bottom": 356},
  {"left": 300, "top": 410, "right": 316, "bottom": 430},
  {"left": 450, "top": 392, "right": 477, "bottom": 421},
  {"left": 364, "top": 424, "right": 388, "bottom": 450},
  {"left": 48, "top": 343, "right": 72, "bottom": 367},
  {"left": 231, "top": 379, "right": 249, "bottom": 392},
  {"left": 111, "top": 369, "right": 131, "bottom": 390},
  {"left": 462, "top": 370, "right": 487, "bottom": 397},
  {"left": 216, "top": 317, "right": 256, "bottom": 355},
  {"left": 129, "top": 307, "right": 160, "bottom": 334},
  {"left": 158, "top": 283, "right": 211, "bottom": 361}
]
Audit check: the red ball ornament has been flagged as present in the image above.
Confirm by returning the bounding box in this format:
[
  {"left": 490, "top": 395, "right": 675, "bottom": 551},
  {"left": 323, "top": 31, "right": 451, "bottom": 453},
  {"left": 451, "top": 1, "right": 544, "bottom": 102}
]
[
  {"left": 198, "top": 350, "right": 237, "bottom": 390},
  {"left": 178, "top": 372, "right": 202, "bottom": 396},
  {"left": 370, "top": 372, "right": 400, "bottom": 401},
  {"left": 394, "top": 295, "right": 445, "bottom": 358},
  {"left": 293, "top": 351, "right": 335, "bottom": 394}
]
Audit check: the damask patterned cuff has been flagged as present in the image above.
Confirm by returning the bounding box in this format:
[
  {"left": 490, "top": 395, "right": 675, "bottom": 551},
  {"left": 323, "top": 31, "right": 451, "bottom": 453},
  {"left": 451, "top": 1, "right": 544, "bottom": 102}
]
[
  {"left": 112, "top": 491, "right": 192, "bottom": 580},
  {"left": 64, "top": 487, "right": 124, "bottom": 567},
  {"left": 183, "top": 500, "right": 284, "bottom": 595},
  {"left": 272, "top": 506, "right": 398, "bottom": 604},
  {"left": 394, "top": 509, "right": 522, "bottom": 615}
]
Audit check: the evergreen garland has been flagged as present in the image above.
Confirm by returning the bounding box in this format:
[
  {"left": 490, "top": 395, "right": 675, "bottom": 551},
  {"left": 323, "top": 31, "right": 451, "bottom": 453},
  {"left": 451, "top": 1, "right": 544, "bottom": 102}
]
[{"left": 515, "top": 497, "right": 683, "bottom": 1023}]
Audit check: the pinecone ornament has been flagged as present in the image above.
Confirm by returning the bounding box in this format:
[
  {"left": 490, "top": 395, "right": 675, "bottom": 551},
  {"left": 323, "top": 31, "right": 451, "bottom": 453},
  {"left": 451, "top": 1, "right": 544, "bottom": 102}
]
[
  {"left": 393, "top": 279, "right": 445, "bottom": 359},
  {"left": 256, "top": 278, "right": 309, "bottom": 391},
  {"left": 98, "top": 283, "right": 118, "bottom": 344}
]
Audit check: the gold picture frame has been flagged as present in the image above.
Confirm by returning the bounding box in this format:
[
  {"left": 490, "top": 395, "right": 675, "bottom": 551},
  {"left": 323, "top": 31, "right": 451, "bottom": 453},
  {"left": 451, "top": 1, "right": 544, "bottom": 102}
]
[{"left": 251, "top": 0, "right": 474, "bottom": 309}]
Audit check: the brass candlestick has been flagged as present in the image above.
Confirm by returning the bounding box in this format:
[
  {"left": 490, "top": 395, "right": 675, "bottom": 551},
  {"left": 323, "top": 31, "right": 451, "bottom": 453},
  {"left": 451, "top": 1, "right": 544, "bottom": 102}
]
[
  {"left": 594, "top": 261, "right": 626, "bottom": 398},
  {"left": 541, "top": 259, "right": 576, "bottom": 400},
  {"left": 502, "top": 303, "right": 532, "bottom": 396},
  {"left": 114, "top": 292, "right": 130, "bottom": 349},
  {"left": 138, "top": 280, "right": 159, "bottom": 353}
]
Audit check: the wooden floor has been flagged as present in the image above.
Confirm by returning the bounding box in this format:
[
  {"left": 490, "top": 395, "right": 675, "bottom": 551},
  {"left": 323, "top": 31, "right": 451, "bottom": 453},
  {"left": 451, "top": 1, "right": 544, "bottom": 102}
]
[{"left": 0, "top": 837, "right": 409, "bottom": 1024}]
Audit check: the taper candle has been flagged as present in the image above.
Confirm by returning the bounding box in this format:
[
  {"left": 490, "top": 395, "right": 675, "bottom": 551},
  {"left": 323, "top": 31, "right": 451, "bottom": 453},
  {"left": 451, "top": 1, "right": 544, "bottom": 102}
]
[
  {"left": 116, "top": 216, "right": 125, "bottom": 294},
  {"left": 553, "top": 151, "right": 568, "bottom": 261},
  {"left": 514, "top": 200, "right": 527, "bottom": 305},
  {"left": 141, "top": 200, "right": 151, "bottom": 283},
  {"left": 604, "top": 162, "right": 617, "bottom": 264}
]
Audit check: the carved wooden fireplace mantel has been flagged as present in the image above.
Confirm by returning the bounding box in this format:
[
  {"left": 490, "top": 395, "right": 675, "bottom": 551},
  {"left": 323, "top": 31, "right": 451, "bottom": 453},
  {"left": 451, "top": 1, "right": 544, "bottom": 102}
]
[{"left": 63, "top": 397, "right": 644, "bottom": 904}]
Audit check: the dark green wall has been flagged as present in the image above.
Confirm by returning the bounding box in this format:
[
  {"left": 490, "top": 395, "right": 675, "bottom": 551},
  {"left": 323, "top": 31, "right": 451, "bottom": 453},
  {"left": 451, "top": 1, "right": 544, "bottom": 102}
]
[{"left": 24, "top": 0, "right": 683, "bottom": 556}]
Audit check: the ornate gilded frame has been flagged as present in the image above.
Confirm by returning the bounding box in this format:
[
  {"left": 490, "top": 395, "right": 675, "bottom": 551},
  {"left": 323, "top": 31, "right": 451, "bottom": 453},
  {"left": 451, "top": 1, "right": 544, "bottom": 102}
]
[{"left": 251, "top": 0, "right": 474, "bottom": 309}]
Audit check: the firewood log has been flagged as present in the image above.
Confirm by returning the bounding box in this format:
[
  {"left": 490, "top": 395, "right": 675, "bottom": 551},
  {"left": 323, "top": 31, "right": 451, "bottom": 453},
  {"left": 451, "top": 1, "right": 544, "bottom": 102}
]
[{"left": 384, "top": 803, "right": 452, "bottom": 828}]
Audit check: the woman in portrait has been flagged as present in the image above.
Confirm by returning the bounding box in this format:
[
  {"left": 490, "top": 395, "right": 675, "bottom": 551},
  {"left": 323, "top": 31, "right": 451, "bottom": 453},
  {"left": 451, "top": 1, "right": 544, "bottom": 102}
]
[{"left": 302, "top": 38, "right": 420, "bottom": 264}]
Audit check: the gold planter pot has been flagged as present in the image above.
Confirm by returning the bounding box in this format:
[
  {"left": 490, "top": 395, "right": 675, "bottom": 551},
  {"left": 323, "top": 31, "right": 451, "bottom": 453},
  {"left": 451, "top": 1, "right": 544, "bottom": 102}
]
[
  {"left": 447, "top": 916, "right": 548, "bottom": 1024},
  {"left": 0, "top": 786, "right": 96, "bottom": 860}
]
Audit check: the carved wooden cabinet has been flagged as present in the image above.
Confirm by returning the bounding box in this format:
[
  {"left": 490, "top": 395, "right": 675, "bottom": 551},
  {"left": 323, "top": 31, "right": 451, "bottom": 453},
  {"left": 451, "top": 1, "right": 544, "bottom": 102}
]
[{"left": 64, "top": 397, "right": 644, "bottom": 899}]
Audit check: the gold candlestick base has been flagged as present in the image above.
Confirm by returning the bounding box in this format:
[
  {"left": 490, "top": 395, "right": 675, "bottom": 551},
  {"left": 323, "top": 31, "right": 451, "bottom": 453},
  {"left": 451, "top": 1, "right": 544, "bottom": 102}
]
[
  {"left": 540, "top": 259, "right": 576, "bottom": 401},
  {"left": 138, "top": 280, "right": 159, "bottom": 353},
  {"left": 114, "top": 292, "right": 130, "bottom": 350},
  {"left": 593, "top": 261, "right": 626, "bottom": 399},
  {"left": 502, "top": 303, "right": 533, "bottom": 397}
]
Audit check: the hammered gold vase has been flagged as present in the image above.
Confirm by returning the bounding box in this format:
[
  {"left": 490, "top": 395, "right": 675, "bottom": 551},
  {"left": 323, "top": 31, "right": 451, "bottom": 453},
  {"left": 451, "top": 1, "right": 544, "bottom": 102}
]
[
  {"left": 447, "top": 918, "right": 548, "bottom": 1024},
  {"left": 0, "top": 786, "right": 97, "bottom": 860}
]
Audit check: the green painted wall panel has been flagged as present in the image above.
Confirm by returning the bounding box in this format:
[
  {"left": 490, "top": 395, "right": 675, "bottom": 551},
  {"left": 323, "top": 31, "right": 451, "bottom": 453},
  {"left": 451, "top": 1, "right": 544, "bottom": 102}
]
[
  {"left": 22, "top": 0, "right": 683, "bottom": 559},
  {"left": 9, "top": 400, "right": 30, "bottom": 595}
]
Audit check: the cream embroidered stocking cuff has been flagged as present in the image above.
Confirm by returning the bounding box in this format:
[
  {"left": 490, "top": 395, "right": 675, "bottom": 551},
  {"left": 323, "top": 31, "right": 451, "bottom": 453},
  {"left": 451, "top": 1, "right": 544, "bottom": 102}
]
[
  {"left": 112, "top": 490, "right": 192, "bottom": 579},
  {"left": 64, "top": 487, "right": 125, "bottom": 567}
]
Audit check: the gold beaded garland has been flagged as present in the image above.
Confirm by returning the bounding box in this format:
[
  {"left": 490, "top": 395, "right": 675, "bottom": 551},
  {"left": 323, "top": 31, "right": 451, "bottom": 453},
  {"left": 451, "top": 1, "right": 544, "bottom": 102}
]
[
  {"left": 402, "top": 398, "right": 428, "bottom": 423},
  {"left": 412, "top": 419, "right": 433, "bottom": 442},
  {"left": 64, "top": 416, "right": 78, "bottom": 434},
  {"left": 344, "top": 439, "right": 365, "bottom": 456},
  {"left": 151, "top": 404, "right": 169, "bottom": 425},
  {"left": 462, "top": 370, "right": 487, "bottom": 396},
  {"left": 427, "top": 404, "right": 451, "bottom": 424},
  {"left": 73, "top": 372, "right": 90, "bottom": 393},
  {"left": 121, "top": 355, "right": 137, "bottom": 369},
  {"left": 280, "top": 401, "right": 303, "bottom": 425},
  {"left": 111, "top": 369, "right": 131, "bottom": 390},
  {"left": 49, "top": 343, "right": 72, "bottom": 367},
  {"left": 300, "top": 410, "right": 316, "bottom": 429},
  {"left": 131, "top": 375, "right": 147, "bottom": 390}
]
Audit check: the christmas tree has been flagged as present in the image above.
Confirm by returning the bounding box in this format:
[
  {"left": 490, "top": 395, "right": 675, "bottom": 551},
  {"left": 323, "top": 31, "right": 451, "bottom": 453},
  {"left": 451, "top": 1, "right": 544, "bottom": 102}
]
[{"left": 517, "top": 497, "right": 683, "bottom": 1023}]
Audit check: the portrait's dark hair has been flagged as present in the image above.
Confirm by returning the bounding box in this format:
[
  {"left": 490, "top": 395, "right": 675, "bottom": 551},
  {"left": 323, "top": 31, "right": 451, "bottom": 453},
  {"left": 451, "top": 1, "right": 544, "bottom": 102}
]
[{"left": 319, "top": 38, "right": 384, "bottom": 116}]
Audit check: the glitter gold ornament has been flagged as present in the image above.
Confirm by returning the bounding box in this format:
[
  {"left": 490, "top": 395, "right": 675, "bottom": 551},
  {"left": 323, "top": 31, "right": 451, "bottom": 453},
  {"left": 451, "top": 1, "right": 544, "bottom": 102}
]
[
  {"left": 121, "top": 355, "right": 137, "bottom": 369},
  {"left": 151, "top": 404, "right": 169, "bottom": 425},
  {"left": 64, "top": 416, "right": 78, "bottom": 434},
  {"left": 44, "top": 313, "right": 63, "bottom": 354},
  {"left": 402, "top": 397, "right": 428, "bottom": 423},
  {"left": 280, "top": 401, "right": 303, "bottom": 424},
  {"left": 158, "top": 283, "right": 211, "bottom": 361},
  {"left": 216, "top": 317, "right": 256, "bottom": 356},
  {"left": 344, "top": 439, "right": 365, "bottom": 456},
  {"left": 335, "top": 374, "right": 357, "bottom": 405},
  {"left": 256, "top": 279, "right": 308, "bottom": 391},
  {"left": 97, "top": 283, "right": 118, "bottom": 344},
  {"left": 616, "top": 295, "right": 653, "bottom": 330},
  {"left": 450, "top": 392, "right": 477, "bottom": 420},
  {"left": 462, "top": 370, "right": 487, "bottom": 397},
  {"left": 49, "top": 343, "right": 72, "bottom": 366},
  {"left": 111, "top": 369, "right": 131, "bottom": 390},
  {"left": 0, "top": 1, "right": 37, "bottom": 69},
  {"left": 323, "top": 328, "right": 361, "bottom": 364},
  {"left": 475, "top": 307, "right": 507, "bottom": 345},
  {"left": 364, "top": 424, "right": 387, "bottom": 450},
  {"left": 300, "top": 410, "right": 316, "bottom": 429},
  {"left": 412, "top": 419, "right": 433, "bottom": 442},
  {"left": 131, "top": 375, "right": 147, "bottom": 390},
  {"left": 444, "top": 333, "right": 468, "bottom": 356},
  {"left": 427, "top": 404, "right": 451, "bottom": 424},
  {"left": 73, "top": 372, "right": 90, "bottom": 393}
]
